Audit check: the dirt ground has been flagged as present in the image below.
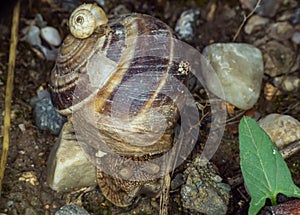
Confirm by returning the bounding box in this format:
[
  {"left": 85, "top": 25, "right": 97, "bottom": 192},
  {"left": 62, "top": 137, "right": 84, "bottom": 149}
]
[{"left": 0, "top": 0, "right": 299, "bottom": 214}]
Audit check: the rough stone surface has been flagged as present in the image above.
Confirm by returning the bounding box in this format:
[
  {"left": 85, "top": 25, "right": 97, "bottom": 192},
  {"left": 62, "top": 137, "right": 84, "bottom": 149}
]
[
  {"left": 175, "top": 9, "right": 200, "bottom": 42},
  {"left": 260, "top": 40, "right": 296, "bottom": 77},
  {"left": 259, "top": 114, "right": 300, "bottom": 150},
  {"left": 55, "top": 203, "right": 90, "bottom": 215},
  {"left": 203, "top": 43, "right": 264, "bottom": 110},
  {"left": 30, "top": 90, "right": 67, "bottom": 135},
  {"left": 47, "top": 121, "right": 97, "bottom": 192},
  {"left": 180, "top": 157, "right": 231, "bottom": 215}
]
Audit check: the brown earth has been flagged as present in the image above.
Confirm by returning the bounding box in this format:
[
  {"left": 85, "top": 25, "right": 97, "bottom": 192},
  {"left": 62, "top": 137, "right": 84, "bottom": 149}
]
[{"left": 0, "top": 0, "right": 299, "bottom": 214}]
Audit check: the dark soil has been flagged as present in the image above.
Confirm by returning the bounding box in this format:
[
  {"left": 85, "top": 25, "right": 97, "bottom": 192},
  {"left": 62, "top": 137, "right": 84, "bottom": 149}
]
[{"left": 0, "top": 0, "right": 299, "bottom": 214}]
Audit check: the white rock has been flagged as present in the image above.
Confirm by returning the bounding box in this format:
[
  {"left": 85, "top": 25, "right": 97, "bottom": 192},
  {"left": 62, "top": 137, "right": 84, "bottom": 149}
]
[
  {"left": 259, "top": 114, "right": 300, "bottom": 150},
  {"left": 23, "top": 25, "right": 41, "bottom": 46},
  {"left": 203, "top": 43, "right": 264, "bottom": 110},
  {"left": 47, "top": 121, "right": 97, "bottom": 192},
  {"left": 41, "top": 26, "right": 62, "bottom": 46}
]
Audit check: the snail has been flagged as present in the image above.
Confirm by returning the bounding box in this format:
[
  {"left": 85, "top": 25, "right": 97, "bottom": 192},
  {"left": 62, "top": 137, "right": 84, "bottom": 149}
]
[{"left": 49, "top": 3, "right": 190, "bottom": 207}]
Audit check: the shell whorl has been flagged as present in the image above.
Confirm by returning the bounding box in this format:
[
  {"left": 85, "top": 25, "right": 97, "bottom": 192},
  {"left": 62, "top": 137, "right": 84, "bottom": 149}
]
[
  {"left": 69, "top": 3, "right": 108, "bottom": 39},
  {"left": 50, "top": 13, "right": 176, "bottom": 116}
]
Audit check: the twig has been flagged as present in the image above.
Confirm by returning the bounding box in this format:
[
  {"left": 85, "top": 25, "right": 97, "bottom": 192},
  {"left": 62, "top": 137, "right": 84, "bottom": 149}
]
[
  {"left": 159, "top": 173, "right": 171, "bottom": 215},
  {"left": 233, "top": 0, "right": 261, "bottom": 41},
  {"left": 0, "top": 0, "right": 21, "bottom": 195}
]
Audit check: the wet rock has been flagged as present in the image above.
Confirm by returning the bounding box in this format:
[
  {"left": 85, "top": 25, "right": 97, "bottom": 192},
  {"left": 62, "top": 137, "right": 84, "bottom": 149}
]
[
  {"left": 180, "top": 157, "right": 230, "bottom": 215},
  {"left": 203, "top": 43, "right": 264, "bottom": 110},
  {"left": 261, "top": 40, "right": 295, "bottom": 77},
  {"left": 267, "top": 22, "right": 294, "bottom": 41},
  {"left": 30, "top": 90, "right": 67, "bottom": 135},
  {"left": 47, "top": 121, "right": 97, "bottom": 192},
  {"left": 244, "top": 15, "right": 270, "bottom": 34},
  {"left": 40, "top": 26, "right": 62, "bottom": 46},
  {"left": 55, "top": 203, "right": 90, "bottom": 215},
  {"left": 175, "top": 9, "right": 200, "bottom": 42},
  {"left": 259, "top": 114, "right": 300, "bottom": 158}
]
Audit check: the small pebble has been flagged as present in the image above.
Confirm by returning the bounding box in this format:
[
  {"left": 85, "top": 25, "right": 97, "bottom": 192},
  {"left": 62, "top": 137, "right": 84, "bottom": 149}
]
[
  {"left": 18, "top": 123, "right": 26, "bottom": 133},
  {"left": 292, "top": 32, "right": 300, "bottom": 44},
  {"left": 23, "top": 25, "right": 41, "bottom": 46},
  {"left": 35, "top": 13, "right": 47, "bottom": 28},
  {"left": 259, "top": 114, "right": 300, "bottom": 152},
  {"left": 30, "top": 90, "right": 66, "bottom": 135},
  {"left": 6, "top": 200, "right": 14, "bottom": 207},
  {"left": 273, "top": 75, "right": 300, "bottom": 92},
  {"left": 41, "top": 26, "right": 62, "bottom": 46},
  {"left": 175, "top": 9, "right": 200, "bottom": 42},
  {"left": 244, "top": 15, "right": 269, "bottom": 34},
  {"left": 55, "top": 203, "right": 90, "bottom": 215}
]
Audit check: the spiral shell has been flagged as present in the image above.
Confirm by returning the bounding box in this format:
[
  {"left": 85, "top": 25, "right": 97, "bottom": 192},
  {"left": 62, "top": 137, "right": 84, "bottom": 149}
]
[
  {"left": 50, "top": 4, "right": 190, "bottom": 207},
  {"left": 69, "top": 3, "right": 108, "bottom": 39}
]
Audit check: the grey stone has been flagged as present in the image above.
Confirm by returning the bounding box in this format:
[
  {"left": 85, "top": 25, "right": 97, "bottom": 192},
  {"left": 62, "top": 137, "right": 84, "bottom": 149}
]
[
  {"left": 30, "top": 90, "right": 67, "bottom": 135},
  {"left": 47, "top": 121, "right": 97, "bottom": 192},
  {"left": 175, "top": 9, "right": 200, "bottom": 42},
  {"left": 180, "top": 157, "right": 231, "bottom": 215},
  {"left": 55, "top": 203, "right": 90, "bottom": 215},
  {"left": 203, "top": 43, "right": 264, "bottom": 110}
]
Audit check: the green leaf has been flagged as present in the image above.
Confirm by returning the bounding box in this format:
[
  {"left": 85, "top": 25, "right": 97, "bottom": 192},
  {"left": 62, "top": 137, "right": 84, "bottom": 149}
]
[{"left": 239, "top": 116, "right": 300, "bottom": 215}]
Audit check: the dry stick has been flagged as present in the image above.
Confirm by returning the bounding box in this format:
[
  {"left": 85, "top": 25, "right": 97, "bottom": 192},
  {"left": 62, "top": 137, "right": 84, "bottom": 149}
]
[
  {"left": 232, "top": 0, "right": 261, "bottom": 41},
  {"left": 0, "top": 0, "right": 21, "bottom": 195}
]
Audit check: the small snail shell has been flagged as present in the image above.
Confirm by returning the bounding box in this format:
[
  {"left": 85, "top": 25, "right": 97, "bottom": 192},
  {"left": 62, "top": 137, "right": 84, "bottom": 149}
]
[{"left": 69, "top": 3, "right": 108, "bottom": 39}]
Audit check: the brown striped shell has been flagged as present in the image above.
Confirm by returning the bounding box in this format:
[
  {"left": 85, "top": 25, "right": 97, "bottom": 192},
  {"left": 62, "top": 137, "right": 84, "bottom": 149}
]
[{"left": 49, "top": 4, "right": 189, "bottom": 207}]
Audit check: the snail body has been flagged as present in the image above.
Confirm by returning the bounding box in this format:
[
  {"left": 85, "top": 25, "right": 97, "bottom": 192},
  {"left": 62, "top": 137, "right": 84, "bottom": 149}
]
[{"left": 50, "top": 4, "right": 189, "bottom": 207}]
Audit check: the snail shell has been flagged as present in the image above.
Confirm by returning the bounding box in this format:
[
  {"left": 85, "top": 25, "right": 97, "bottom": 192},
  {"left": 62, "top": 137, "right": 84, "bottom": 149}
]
[
  {"left": 50, "top": 5, "right": 188, "bottom": 156},
  {"left": 69, "top": 3, "right": 108, "bottom": 39},
  {"left": 49, "top": 4, "right": 189, "bottom": 207}
]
